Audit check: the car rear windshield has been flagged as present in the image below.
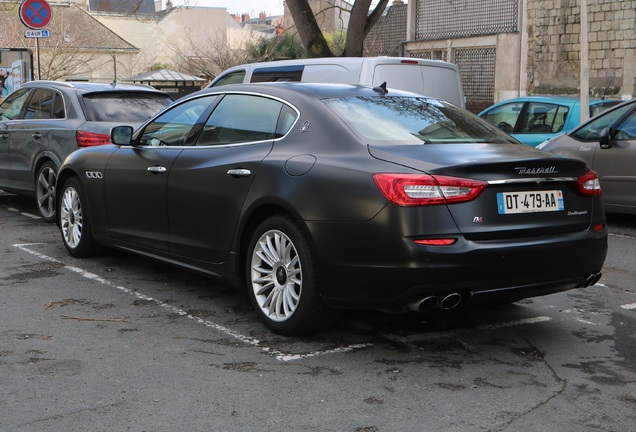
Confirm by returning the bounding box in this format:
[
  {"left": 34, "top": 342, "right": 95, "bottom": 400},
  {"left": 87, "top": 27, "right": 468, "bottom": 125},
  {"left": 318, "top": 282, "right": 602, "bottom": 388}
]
[
  {"left": 81, "top": 92, "right": 173, "bottom": 122},
  {"left": 323, "top": 96, "right": 517, "bottom": 145}
]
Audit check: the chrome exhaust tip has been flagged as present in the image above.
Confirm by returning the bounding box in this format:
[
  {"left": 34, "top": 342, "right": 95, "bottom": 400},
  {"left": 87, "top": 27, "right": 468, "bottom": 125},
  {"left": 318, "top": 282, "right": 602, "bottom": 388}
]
[
  {"left": 438, "top": 293, "right": 462, "bottom": 310},
  {"left": 582, "top": 272, "right": 602, "bottom": 287},
  {"left": 408, "top": 295, "right": 439, "bottom": 312}
]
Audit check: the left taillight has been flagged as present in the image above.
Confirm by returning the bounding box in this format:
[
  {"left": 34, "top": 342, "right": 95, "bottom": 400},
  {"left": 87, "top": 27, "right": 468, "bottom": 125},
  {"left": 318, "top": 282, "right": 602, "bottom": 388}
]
[
  {"left": 76, "top": 131, "right": 111, "bottom": 147},
  {"left": 373, "top": 173, "right": 487, "bottom": 207},
  {"left": 576, "top": 170, "right": 602, "bottom": 196}
]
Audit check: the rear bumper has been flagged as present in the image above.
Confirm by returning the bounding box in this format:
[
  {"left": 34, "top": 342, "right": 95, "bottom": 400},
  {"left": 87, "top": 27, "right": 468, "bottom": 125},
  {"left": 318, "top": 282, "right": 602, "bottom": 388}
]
[{"left": 308, "top": 220, "right": 607, "bottom": 311}]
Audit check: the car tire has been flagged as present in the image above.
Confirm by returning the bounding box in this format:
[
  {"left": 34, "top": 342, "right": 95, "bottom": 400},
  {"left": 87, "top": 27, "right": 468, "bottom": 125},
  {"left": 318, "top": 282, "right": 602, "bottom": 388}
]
[
  {"left": 36, "top": 161, "right": 58, "bottom": 222},
  {"left": 58, "top": 176, "right": 102, "bottom": 257},
  {"left": 246, "top": 215, "right": 339, "bottom": 336}
]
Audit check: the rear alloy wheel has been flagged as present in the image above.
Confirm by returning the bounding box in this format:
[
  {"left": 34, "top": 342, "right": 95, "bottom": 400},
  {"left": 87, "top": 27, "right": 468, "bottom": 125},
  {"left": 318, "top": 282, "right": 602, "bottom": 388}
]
[
  {"left": 247, "top": 215, "right": 338, "bottom": 335},
  {"left": 59, "top": 177, "right": 101, "bottom": 257},
  {"left": 36, "top": 161, "right": 57, "bottom": 222}
]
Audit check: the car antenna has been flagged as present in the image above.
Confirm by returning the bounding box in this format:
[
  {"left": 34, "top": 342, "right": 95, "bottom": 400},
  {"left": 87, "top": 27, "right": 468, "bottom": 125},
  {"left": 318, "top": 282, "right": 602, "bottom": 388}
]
[{"left": 373, "top": 82, "right": 388, "bottom": 95}]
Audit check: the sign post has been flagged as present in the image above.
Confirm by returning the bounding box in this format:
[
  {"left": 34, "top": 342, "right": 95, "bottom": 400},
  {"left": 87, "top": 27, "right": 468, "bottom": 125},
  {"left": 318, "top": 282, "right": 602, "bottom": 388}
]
[{"left": 19, "top": 0, "right": 52, "bottom": 80}]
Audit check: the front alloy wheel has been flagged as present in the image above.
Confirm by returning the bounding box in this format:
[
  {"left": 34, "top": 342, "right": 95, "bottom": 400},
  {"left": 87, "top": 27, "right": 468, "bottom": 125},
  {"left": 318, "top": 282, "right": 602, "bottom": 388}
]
[
  {"left": 36, "top": 161, "right": 57, "bottom": 222},
  {"left": 59, "top": 177, "right": 101, "bottom": 257},
  {"left": 247, "top": 215, "right": 338, "bottom": 335}
]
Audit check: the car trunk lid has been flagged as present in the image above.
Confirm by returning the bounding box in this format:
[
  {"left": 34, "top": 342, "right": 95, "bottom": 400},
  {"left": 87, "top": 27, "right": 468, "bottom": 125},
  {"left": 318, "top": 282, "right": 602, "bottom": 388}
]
[{"left": 369, "top": 143, "right": 601, "bottom": 239}]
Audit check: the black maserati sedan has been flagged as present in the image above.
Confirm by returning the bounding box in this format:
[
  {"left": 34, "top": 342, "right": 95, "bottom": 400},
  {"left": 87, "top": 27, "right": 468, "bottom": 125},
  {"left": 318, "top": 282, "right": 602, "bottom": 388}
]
[{"left": 55, "top": 83, "right": 607, "bottom": 335}]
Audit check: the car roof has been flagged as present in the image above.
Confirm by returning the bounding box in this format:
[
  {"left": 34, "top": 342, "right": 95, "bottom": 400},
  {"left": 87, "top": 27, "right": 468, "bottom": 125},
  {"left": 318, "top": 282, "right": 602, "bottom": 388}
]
[
  {"left": 487, "top": 96, "right": 618, "bottom": 105},
  {"left": 23, "top": 80, "right": 164, "bottom": 93},
  {"left": 216, "top": 56, "right": 457, "bottom": 72},
  {"left": 189, "top": 82, "right": 429, "bottom": 100}
]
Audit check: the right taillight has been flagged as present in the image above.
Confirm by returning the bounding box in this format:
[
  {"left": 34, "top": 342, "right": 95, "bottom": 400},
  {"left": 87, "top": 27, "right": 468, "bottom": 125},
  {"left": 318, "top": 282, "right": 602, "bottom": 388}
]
[
  {"left": 373, "top": 173, "right": 487, "bottom": 207},
  {"left": 76, "top": 131, "right": 111, "bottom": 147},
  {"left": 576, "top": 170, "right": 602, "bottom": 196}
]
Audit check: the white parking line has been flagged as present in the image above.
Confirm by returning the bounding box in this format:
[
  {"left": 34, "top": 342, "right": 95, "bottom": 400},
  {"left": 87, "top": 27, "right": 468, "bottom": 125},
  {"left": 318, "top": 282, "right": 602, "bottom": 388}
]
[
  {"left": 6, "top": 207, "right": 41, "bottom": 219},
  {"left": 621, "top": 303, "right": 636, "bottom": 310},
  {"left": 13, "top": 243, "right": 371, "bottom": 362}
]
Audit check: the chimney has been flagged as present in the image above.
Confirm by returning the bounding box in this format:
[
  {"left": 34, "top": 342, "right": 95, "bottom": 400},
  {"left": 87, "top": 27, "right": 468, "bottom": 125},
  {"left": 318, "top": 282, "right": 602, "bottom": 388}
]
[
  {"left": 231, "top": 13, "right": 241, "bottom": 24},
  {"left": 242, "top": 13, "right": 250, "bottom": 23},
  {"left": 259, "top": 11, "right": 266, "bottom": 21}
]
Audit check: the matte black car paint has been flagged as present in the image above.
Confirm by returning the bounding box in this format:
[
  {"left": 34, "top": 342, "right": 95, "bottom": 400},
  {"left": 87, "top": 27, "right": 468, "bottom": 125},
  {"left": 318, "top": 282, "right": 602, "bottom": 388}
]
[{"left": 56, "top": 83, "right": 607, "bottom": 328}]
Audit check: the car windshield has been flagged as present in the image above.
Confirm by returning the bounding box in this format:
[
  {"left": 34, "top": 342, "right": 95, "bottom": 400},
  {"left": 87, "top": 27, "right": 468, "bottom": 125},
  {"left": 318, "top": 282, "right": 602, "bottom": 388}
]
[
  {"left": 81, "top": 92, "right": 173, "bottom": 122},
  {"left": 323, "top": 96, "right": 517, "bottom": 144}
]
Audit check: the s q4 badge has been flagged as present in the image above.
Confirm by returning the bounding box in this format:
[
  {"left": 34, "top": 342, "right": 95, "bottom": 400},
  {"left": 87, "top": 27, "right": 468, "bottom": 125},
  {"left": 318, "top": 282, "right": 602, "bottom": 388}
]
[
  {"left": 299, "top": 121, "right": 310, "bottom": 133},
  {"left": 473, "top": 217, "right": 483, "bottom": 223}
]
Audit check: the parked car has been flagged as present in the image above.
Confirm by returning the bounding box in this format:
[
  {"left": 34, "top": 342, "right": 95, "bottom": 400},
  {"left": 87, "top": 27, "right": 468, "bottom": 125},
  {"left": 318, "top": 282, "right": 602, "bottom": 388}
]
[
  {"left": 478, "top": 96, "right": 621, "bottom": 147},
  {"left": 0, "top": 81, "right": 173, "bottom": 221},
  {"left": 537, "top": 99, "right": 636, "bottom": 215},
  {"left": 56, "top": 83, "right": 607, "bottom": 335},
  {"left": 207, "top": 56, "right": 466, "bottom": 107}
]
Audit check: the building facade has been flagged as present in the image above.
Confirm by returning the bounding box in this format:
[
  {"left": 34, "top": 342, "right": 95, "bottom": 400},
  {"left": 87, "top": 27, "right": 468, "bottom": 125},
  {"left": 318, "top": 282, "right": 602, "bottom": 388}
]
[{"left": 400, "top": 0, "right": 635, "bottom": 112}]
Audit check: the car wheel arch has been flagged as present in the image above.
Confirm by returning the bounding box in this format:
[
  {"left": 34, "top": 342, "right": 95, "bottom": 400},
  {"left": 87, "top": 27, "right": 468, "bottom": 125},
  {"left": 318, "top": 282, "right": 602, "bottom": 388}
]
[
  {"left": 55, "top": 169, "right": 82, "bottom": 225},
  {"left": 236, "top": 203, "right": 316, "bottom": 289}
]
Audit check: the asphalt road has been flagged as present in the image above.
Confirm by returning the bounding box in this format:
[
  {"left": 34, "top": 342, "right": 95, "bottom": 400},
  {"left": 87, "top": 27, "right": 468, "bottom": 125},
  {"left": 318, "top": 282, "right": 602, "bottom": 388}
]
[{"left": 1, "top": 191, "right": 635, "bottom": 432}]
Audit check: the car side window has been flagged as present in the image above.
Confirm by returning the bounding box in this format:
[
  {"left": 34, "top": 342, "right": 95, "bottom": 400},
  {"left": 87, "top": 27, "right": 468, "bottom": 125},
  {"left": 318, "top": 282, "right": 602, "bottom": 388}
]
[
  {"left": 480, "top": 102, "right": 524, "bottom": 134},
  {"left": 571, "top": 103, "right": 635, "bottom": 141},
  {"left": 196, "top": 94, "right": 283, "bottom": 146},
  {"left": 0, "top": 88, "right": 30, "bottom": 120},
  {"left": 138, "top": 96, "right": 216, "bottom": 147},
  {"left": 519, "top": 103, "right": 567, "bottom": 134},
  {"left": 276, "top": 105, "right": 299, "bottom": 136},
  {"left": 250, "top": 66, "right": 304, "bottom": 83},
  {"left": 53, "top": 92, "right": 65, "bottom": 119},
  {"left": 210, "top": 71, "right": 246, "bottom": 87},
  {"left": 23, "top": 88, "right": 58, "bottom": 120},
  {"left": 613, "top": 109, "right": 636, "bottom": 140}
]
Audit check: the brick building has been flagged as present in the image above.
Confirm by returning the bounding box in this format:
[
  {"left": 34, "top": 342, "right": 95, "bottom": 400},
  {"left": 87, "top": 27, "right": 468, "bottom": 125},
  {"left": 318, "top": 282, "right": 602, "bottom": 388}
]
[{"left": 367, "top": 0, "right": 635, "bottom": 113}]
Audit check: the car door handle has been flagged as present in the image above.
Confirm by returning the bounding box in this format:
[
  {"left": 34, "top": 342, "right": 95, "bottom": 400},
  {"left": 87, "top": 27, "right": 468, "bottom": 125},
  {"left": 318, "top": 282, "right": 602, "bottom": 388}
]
[
  {"left": 147, "top": 166, "right": 167, "bottom": 174},
  {"left": 0, "top": 133, "right": 8, "bottom": 139},
  {"left": 227, "top": 168, "right": 251, "bottom": 177},
  {"left": 32, "top": 132, "right": 41, "bottom": 139}
]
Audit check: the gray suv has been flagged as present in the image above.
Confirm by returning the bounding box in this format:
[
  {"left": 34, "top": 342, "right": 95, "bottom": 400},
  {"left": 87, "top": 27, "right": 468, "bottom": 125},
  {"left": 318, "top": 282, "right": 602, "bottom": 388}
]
[{"left": 0, "top": 81, "right": 173, "bottom": 221}]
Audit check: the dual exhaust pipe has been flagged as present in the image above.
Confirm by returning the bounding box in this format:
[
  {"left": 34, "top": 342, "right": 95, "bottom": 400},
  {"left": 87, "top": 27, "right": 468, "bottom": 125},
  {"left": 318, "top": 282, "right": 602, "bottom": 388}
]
[
  {"left": 409, "top": 272, "right": 602, "bottom": 312},
  {"left": 408, "top": 293, "right": 463, "bottom": 312},
  {"left": 582, "top": 272, "right": 602, "bottom": 288}
]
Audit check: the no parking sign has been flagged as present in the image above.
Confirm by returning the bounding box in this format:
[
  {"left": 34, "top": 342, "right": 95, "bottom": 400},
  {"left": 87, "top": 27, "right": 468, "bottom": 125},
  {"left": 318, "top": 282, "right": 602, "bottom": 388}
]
[{"left": 19, "top": 0, "right": 52, "bottom": 30}]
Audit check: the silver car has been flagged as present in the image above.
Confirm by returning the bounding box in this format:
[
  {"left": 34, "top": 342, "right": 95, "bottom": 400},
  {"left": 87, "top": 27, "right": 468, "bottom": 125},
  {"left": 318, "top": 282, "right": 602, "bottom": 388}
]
[{"left": 538, "top": 99, "right": 636, "bottom": 214}]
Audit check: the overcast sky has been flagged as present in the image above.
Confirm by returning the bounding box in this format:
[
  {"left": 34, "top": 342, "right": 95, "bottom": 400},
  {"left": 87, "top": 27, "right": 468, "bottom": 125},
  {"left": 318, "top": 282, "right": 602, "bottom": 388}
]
[
  {"left": 175, "top": 1, "right": 390, "bottom": 18},
  {"left": 177, "top": 0, "right": 286, "bottom": 16}
]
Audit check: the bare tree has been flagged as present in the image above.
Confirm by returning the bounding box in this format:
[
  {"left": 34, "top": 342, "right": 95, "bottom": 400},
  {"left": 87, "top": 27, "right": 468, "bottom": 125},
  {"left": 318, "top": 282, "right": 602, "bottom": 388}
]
[
  {"left": 285, "top": 0, "right": 390, "bottom": 57},
  {"left": 161, "top": 26, "right": 265, "bottom": 80}
]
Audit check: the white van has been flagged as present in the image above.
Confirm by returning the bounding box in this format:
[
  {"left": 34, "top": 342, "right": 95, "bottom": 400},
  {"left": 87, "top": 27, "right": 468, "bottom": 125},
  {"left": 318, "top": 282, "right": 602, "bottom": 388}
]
[{"left": 207, "top": 57, "right": 466, "bottom": 107}]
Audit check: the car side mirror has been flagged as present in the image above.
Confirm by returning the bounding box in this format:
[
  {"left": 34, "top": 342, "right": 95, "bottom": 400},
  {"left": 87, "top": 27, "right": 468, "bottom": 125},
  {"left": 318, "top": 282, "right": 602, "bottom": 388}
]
[
  {"left": 111, "top": 126, "right": 133, "bottom": 145},
  {"left": 599, "top": 127, "right": 612, "bottom": 149}
]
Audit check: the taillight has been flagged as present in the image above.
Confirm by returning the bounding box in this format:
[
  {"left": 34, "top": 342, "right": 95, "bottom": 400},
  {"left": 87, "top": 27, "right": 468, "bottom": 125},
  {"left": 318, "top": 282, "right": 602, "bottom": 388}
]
[
  {"left": 576, "top": 170, "right": 602, "bottom": 196},
  {"left": 373, "top": 173, "right": 487, "bottom": 207},
  {"left": 76, "top": 131, "right": 111, "bottom": 147}
]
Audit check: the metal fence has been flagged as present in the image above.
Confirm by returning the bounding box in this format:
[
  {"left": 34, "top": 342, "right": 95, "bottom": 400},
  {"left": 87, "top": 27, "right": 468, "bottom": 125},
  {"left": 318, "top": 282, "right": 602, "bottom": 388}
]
[
  {"left": 416, "top": 0, "right": 518, "bottom": 40},
  {"left": 363, "top": 3, "right": 408, "bottom": 57},
  {"left": 454, "top": 47, "right": 497, "bottom": 113}
]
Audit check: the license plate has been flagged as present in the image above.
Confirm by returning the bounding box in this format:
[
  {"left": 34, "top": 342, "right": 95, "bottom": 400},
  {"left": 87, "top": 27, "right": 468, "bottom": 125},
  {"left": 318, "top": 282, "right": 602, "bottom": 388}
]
[{"left": 497, "top": 190, "right": 564, "bottom": 214}]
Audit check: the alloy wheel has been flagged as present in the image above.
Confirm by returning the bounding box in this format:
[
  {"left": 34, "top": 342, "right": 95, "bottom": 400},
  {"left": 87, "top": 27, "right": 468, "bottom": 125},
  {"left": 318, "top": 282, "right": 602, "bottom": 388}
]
[{"left": 250, "top": 229, "right": 302, "bottom": 322}]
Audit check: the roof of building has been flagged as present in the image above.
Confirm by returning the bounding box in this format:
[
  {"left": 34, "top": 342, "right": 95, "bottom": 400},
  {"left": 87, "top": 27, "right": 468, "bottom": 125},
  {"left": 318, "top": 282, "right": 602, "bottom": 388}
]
[
  {"left": 88, "top": 0, "right": 156, "bottom": 16},
  {"left": 0, "top": 3, "right": 138, "bottom": 52},
  {"left": 125, "top": 69, "right": 206, "bottom": 83}
]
